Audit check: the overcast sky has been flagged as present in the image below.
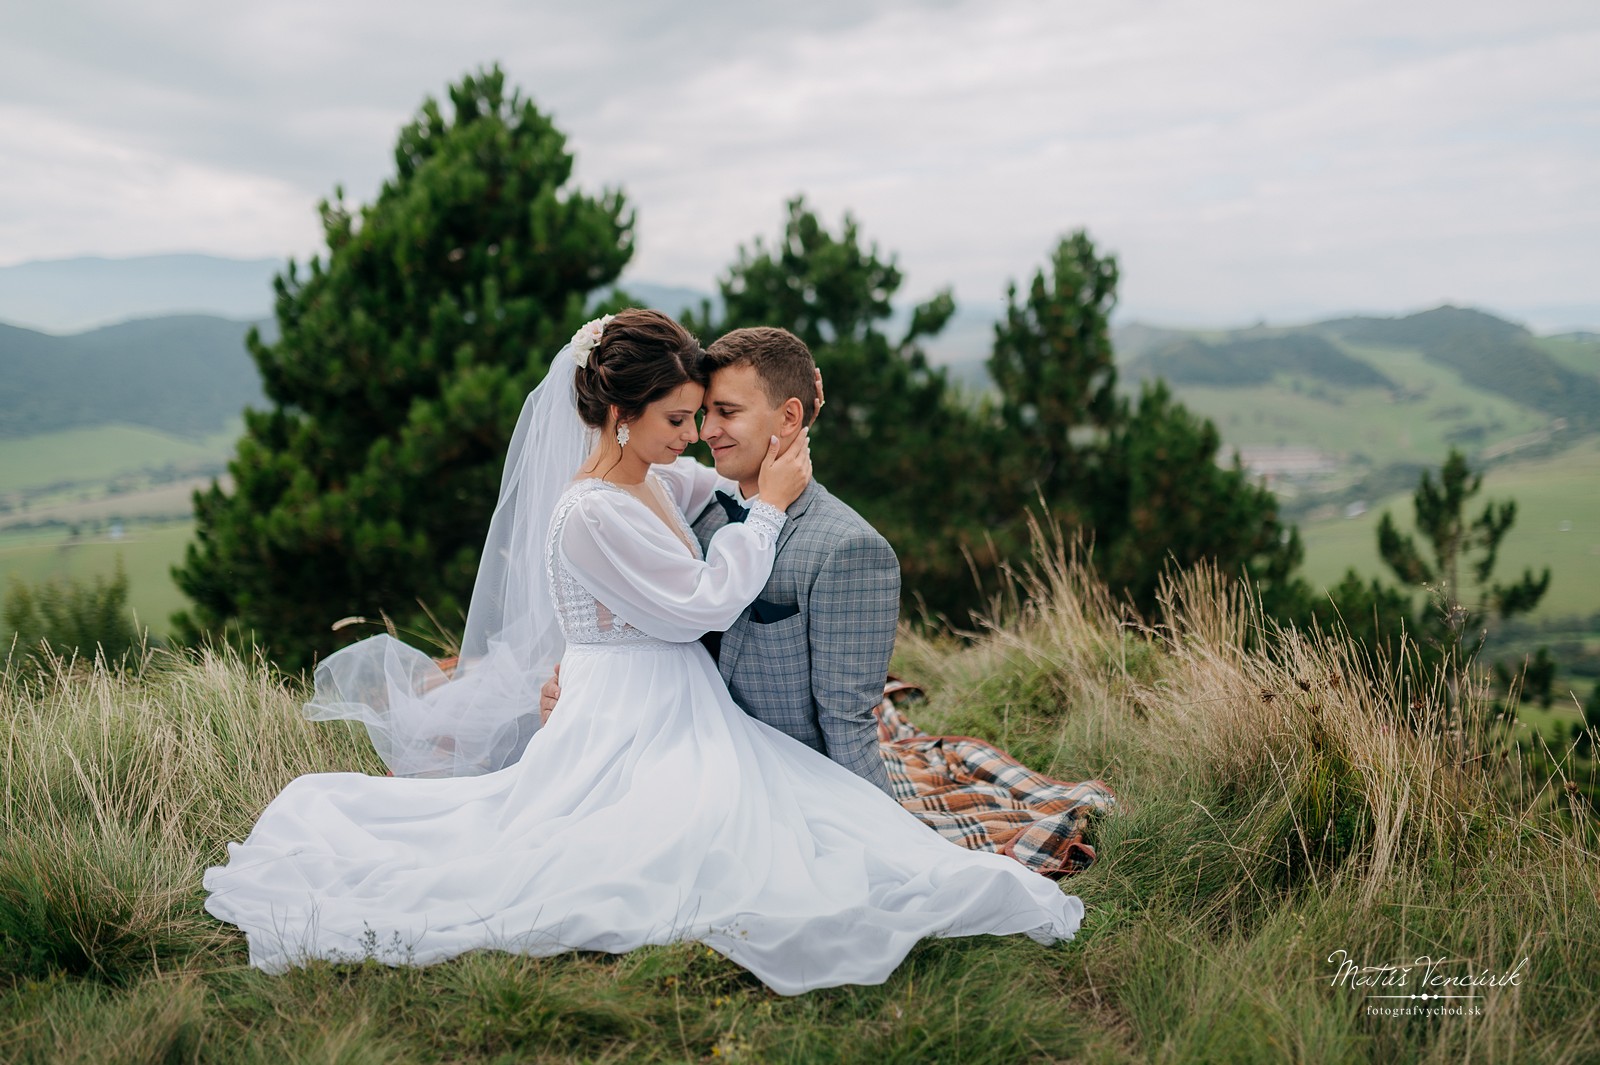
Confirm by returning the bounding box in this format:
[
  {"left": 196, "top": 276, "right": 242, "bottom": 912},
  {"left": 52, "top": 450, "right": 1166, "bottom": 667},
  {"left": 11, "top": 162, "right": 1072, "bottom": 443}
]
[{"left": 1, "top": 0, "right": 1596, "bottom": 329}]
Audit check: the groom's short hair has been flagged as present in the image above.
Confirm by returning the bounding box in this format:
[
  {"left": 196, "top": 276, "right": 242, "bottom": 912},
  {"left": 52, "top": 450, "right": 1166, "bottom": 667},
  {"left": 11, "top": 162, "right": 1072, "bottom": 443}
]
[{"left": 703, "top": 327, "right": 817, "bottom": 425}]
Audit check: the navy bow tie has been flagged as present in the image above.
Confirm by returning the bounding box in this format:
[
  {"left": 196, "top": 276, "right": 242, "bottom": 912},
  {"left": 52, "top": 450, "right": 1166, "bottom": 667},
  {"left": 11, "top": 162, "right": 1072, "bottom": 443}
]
[{"left": 714, "top": 490, "right": 747, "bottom": 524}]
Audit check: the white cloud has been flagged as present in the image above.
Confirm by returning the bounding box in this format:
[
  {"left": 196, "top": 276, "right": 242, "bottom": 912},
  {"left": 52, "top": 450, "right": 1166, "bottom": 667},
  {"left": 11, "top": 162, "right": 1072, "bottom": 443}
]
[
  {"left": 0, "top": 0, "right": 1595, "bottom": 325},
  {"left": 0, "top": 105, "right": 317, "bottom": 262}
]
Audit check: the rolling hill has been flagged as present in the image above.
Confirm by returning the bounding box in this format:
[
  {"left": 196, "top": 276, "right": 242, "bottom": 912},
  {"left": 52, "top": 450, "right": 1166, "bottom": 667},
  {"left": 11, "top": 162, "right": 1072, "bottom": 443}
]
[
  {"left": 1115, "top": 306, "right": 1600, "bottom": 519},
  {"left": 0, "top": 316, "right": 267, "bottom": 438},
  {"left": 1113, "top": 306, "right": 1600, "bottom": 628},
  {"left": 1320, "top": 306, "right": 1600, "bottom": 430}
]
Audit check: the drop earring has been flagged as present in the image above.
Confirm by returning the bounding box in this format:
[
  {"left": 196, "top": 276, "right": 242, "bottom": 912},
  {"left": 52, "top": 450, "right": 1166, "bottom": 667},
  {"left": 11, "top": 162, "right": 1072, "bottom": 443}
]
[{"left": 616, "top": 423, "right": 630, "bottom": 448}]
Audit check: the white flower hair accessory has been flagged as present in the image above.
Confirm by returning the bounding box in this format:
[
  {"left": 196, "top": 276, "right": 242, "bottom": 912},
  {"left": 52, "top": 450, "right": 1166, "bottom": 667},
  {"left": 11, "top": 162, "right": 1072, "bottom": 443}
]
[{"left": 570, "top": 314, "right": 615, "bottom": 368}]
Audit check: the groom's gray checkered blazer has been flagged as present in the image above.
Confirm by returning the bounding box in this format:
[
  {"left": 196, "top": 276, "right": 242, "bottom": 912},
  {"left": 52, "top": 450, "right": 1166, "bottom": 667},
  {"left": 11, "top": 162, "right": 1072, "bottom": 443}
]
[{"left": 692, "top": 481, "right": 897, "bottom": 795}]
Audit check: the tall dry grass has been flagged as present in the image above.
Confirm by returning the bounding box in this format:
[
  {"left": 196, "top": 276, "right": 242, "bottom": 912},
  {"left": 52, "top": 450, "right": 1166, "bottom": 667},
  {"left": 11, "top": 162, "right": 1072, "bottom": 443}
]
[
  {"left": 3, "top": 529, "right": 1598, "bottom": 1063},
  {"left": 1, "top": 645, "right": 383, "bottom": 989},
  {"left": 896, "top": 524, "right": 1600, "bottom": 1063}
]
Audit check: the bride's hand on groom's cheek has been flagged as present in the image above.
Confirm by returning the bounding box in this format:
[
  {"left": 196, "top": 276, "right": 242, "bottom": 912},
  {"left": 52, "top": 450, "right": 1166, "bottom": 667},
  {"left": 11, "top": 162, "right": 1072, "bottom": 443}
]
[
  {"left": 540, "top": 665, "right": 561, "bottom": 725},
  {"left": 757, "top": 428, "right": 812, "bottom": 511}
]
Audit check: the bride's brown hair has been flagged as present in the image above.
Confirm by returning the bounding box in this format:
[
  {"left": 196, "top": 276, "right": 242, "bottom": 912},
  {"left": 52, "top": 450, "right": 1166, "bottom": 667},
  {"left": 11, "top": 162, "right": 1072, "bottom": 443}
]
[{"left": 573, "top": 309, "right": 706, "bottom": 429}]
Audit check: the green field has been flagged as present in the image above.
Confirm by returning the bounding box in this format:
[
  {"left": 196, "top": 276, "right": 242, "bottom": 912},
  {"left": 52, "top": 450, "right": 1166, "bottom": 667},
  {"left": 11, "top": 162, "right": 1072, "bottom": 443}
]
[
  {"left": 0, "top": 423, "right": 237, "bottom": 639},
  {"left": 0, "top": 422, "right": 236, "bottom": 495},
  {"left": 2, "top": 439, "right": 1596, "bottom": 645},
  {"left": 0, "top": 519, "right": 195, "bottom": 637},
  {"left": 0, "top": 370, "right": 1595, "bottom": 650},
  {"left": 0, "top": 478, "right": 207, "bottom": 530},
  {"left": 1298, "top": 437, "right": 1600, "bottom": 620}
]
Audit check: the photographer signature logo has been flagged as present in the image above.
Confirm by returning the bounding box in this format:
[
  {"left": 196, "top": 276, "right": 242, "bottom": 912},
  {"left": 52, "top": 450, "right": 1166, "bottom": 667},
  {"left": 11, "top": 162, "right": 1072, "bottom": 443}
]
[{"left": 1326, "top": 949, "right": 1528, "bottom": 1018}]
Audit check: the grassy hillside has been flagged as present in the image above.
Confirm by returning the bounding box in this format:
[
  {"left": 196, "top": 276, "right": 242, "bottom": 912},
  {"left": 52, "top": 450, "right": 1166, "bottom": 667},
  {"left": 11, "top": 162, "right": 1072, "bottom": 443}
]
[
  {"left": 1118, "top": 309, "right": 1592, "bottom": 478},
  {"left": 1538, "top": 333, "right": 1600, "bottom": 378},
  {"left": 1162, "top": 342, "right": 1550, "bottom": 464},
  {"left": 2, "top": 552, "right": 1595, "bottom": 1063},
  {"left": 1298, "top": 438, "right": 1600, "bottom": 620},
  {"left": 1320, "top": 307, "right": 1600, "bottom": 430},
  {"left": 1116, "top": 308, "right": 1600, "bottom": 626},
  {"left": 1130, "top": 332, "right": 1398, "bottom": 391}
]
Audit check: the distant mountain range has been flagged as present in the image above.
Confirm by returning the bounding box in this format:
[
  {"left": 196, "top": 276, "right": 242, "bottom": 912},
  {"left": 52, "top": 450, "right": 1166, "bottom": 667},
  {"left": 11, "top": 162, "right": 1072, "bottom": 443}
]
[
  {"left": 0, "top": 249, "right": 991, "bottom": 346},
  {"left": 0, "top": 254, "right": 734, "bottom": 336},
  {"left": 0, "top": 316, "right": 268, "bottom": 438},
  {"left": 0, "top": 259, "right": 732, "bottom": 438},
  {"left": 5, "top": 252, "right": 1597, "bottom": 340},
  {"left": 0, "top": 255, "right": 285, "bottom": 334}
]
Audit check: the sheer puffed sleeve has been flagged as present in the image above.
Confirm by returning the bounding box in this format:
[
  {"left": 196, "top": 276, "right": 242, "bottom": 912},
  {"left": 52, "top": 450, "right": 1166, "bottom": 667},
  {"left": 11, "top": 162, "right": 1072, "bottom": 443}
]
[
  {"left": 559, "top": 489, "right": 786, "bottom": 642},
  {"left": 652, "top": 456, "right": 736, "bottom": 522}
]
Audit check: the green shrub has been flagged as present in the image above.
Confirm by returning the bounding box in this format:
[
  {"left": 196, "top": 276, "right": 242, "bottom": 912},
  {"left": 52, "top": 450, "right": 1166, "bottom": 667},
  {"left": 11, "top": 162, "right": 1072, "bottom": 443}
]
[
  {"left": 1, "top": 974, "right": 207, "bottom": 1065},
  {"left": 3, "top": 561, "right": 144, "bottom": 671},
  {"left": 0, "top": 823, "right": 214, "bottom": 987}
]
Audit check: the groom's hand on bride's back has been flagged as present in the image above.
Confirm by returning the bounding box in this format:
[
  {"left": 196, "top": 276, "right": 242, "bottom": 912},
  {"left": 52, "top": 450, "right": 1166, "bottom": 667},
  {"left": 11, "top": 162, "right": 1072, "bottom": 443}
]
[{"left": 540, "top": 664, "right": 560, "bottom": 725}]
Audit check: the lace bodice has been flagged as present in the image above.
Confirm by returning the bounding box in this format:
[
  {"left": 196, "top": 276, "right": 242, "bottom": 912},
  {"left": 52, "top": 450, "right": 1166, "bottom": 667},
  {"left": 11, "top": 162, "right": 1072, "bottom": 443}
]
[{"left": 547, "top": 475, "right": 786, "bottom": 648}]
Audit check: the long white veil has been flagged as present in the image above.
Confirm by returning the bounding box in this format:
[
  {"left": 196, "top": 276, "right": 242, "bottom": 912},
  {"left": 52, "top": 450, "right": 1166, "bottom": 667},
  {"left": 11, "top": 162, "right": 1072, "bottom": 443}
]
[{"left": 304, "top": 341, "right": 593, "bottom": 777}]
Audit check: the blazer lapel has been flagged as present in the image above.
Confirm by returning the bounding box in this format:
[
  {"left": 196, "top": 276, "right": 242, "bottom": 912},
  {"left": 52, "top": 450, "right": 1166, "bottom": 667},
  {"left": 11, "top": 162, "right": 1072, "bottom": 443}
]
[
  {"left": 717, "top": 482, "right": 817, "bottom": 681},
  {"left": 773, "top": 481, "right": 817, "bottom": 558}
]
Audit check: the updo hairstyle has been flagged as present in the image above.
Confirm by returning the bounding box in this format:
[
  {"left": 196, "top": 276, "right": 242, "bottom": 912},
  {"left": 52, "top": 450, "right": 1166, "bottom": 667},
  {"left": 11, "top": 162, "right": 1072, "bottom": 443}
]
[{"left": 573, "top": 309, "right": 706, "bottom": 429}]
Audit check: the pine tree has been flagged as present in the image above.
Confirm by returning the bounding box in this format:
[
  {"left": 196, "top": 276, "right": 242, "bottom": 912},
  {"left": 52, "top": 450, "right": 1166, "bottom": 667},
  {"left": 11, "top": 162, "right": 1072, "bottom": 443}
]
[
  {"left": 1374, "top": 448, "right": 1550, "bottom": 658},
  {"left": 4, "top": 561, "right": 141, "bottom": 669},
  {"left": 1095, "top": 380, "right": 1303, "bottom": 614},
  {"left": 1311, "top": 569, "right": 1416, "bottom": 657},
  {"left": 1305, "top": 451, "right": 1554, "bottom": 739},
  {"left": 173, "top": 67, "right": 633, "bottom": 670},
  {"left": 987, "top": 230, "right": 1119, "bottom": 508},
  {"left": 988, "top": 234, "right": 1302, "bottom": 617},
  {"left": 1577, "top": 682, "right": 1600, "bottom": 756}
]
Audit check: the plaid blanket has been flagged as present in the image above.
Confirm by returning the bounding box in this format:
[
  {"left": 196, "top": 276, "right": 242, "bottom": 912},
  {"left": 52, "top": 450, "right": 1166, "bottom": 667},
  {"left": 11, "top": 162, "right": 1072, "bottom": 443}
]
[{"left": 874, "top": 678, "right": 1116, "bottom": 879}]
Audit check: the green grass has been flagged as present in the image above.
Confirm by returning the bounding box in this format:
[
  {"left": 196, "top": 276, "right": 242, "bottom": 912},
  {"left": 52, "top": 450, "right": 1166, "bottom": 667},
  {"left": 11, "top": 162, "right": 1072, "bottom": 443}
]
[
  {"left": 0, "top": 423, "right": 236, "bottom": 495},
  {"left": 2, "top": 546, "right": 1597, "bottom": 1063},
  {"left": 1298, "top": 437, "right": 1600, "bottom": 621},
  {"left": 0, "top": 520, "right": 194, "bottom": 637}
]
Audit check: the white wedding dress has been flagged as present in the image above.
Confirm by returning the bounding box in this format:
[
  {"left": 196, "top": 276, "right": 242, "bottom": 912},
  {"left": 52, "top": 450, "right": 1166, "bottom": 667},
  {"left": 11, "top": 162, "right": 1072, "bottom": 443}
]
[{"left": 203, "top": 460, "right": 1083, "bottom": 994}]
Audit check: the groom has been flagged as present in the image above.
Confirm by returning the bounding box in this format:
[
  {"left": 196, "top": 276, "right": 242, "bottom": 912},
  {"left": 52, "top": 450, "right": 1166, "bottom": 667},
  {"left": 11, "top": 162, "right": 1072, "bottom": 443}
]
[{"left": 543, "top": 326, "right": 898, "bottom": 795}]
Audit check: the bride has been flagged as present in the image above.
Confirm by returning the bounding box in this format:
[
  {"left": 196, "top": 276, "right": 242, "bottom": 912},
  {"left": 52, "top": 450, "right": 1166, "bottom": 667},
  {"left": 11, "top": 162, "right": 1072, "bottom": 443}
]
[{"left": 203, "top": 309, "right": 1084, "bottom": 995}]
